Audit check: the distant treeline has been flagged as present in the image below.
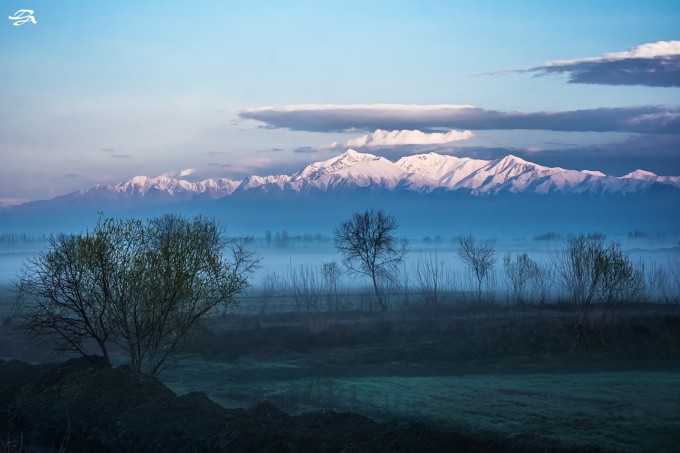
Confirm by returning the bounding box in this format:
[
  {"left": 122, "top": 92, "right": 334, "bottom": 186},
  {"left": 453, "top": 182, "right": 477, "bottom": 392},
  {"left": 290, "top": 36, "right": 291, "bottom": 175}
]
[
  {"left": 0, "top": 233, "right": 48, "bottom": 245},
  {"left": 260, "top": 230, "right": 331, "bottom": 247},
  {"left": 254, "top": 229, "right": 677, "bottom": 248}
]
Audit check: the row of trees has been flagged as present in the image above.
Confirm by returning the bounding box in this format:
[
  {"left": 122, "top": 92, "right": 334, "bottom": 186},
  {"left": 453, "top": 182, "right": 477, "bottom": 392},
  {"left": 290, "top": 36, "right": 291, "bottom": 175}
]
[
  {"left": 0, "top": 232, "right": 48, "bottom": 244},
  {"left": 11, "top": 209, "right": 679, "bottom": 375}
]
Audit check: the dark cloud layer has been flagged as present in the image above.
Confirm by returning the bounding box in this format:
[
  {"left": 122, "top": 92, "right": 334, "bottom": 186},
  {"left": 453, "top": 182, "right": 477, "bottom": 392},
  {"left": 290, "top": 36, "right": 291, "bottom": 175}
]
[
  {"left": 293, "top": 146, "right": 318, "bottom": 154},
  {"left": 522, "top": 134, "right": 680, "bottom": 176},
  {"left": 364, "top": 134, "right": 680, "bottom": 177},
  {"left": 530, "top": 56, "right": 680, "bottom": 88},
  {"left": 240, "top": 104, "right": 680, "bottom": 135},
  {"left": 491, "top": 41, "right": 680, "bottom": 87}
]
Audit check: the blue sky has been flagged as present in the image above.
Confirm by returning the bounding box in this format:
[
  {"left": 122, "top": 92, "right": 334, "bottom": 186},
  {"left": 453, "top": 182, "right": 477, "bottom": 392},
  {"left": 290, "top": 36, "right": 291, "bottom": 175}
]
[{"left": 1, "top": 0, "right": 679, "bottom": 203}]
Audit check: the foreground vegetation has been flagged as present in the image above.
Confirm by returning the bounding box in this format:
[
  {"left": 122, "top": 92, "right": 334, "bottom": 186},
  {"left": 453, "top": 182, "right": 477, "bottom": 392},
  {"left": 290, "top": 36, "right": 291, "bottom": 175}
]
[
  {"left": 168, "top": 309, "right": 680, "bottom": 452},
  {"left": 2, "top": 211, "right": 679, "bottom": 451},
  {"left": 3, "top": 308, "right": 679, "bottom": 452}
]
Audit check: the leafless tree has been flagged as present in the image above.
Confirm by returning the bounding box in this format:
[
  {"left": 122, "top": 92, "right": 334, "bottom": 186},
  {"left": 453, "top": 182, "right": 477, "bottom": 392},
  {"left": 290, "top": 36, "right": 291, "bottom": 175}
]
[
  {"left": 534, "top": 263, "right": 554, "bottom": 316},
  {"left": 16, "top": 215, "right": 257, "bottom": 375},
  {"left": 260, "top": 270, "right": 283, "bottom": 314},
  {"left": 645, "top": 262, "right": 669, "bottom": 304},
  {"left": 551, "top": 234, "right": 602, "bottom": 336},
  {"left": 321, "top": 261, "right": 344, "bottom": 312},
  {"left": 503, "top": 252, "right": 540, "bottom": 313},
  {"left": 594, "top": 242, "right": 645, "bottom": 343},
  {"left": 287, "top": 263, "right": 321, "bottom": 312},
  {"left": 551, "top": 234, "right": 645, "bottom": 346},
  {"left": 456, "top": 234, "right": 496, "bottom": 310},
  {"left": 412, "top": 251, "right": 453, "bottom": 308},
  {"left": 669, "top": 250, "right": 680, "bottom": 312},
  {"left": 334, "top": 210, "right": 408, "bottom": 311}
]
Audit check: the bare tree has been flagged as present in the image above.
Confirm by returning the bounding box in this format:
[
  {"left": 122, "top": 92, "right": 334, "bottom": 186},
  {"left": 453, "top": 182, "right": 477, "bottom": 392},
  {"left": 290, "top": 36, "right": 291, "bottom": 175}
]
[
  {"left": 412, "top": 251, "right": 452, "bottom": 308},
  {"left": 503, "top": 252, "right": 540, "bottom": 313},
  {"left": 16, "top": 215, "right": 256, "bottom": 375},
  {"left": 260, "top": 270, "right": 282, "bottom": 315},
  {"left": 551, "top": 234, "right": 602, "bottom": 336},
  {"left": 594, "top": 242, "right": 645, "bottom": 342},
  {"left": 287, "top": 263, "right": 321, "bottom": 312},
  {"left": 669, "top": 250, "right": 680, "bottom": 312},
  {"left": 646, "top": 262, "right": 671, "bottom": 304},
  {"left": 534, "top": 263, "right": 554, "bottom": 316},
  {"left": 456, "top": 234, "right": 496, "bottom": 310},
  {"left": 334, "top": 210, "right": 408, "bottom": 311},
  {"left": 551, "top": 234, "right": 645, "bottom": 346},
  {"left": 321, "top": 261, "right": 344, "bottom": 312}
]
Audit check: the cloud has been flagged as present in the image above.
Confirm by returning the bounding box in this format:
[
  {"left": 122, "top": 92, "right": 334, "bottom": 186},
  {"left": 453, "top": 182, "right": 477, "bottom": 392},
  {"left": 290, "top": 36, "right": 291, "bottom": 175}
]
[
  {"left": 111, "top": 154, "right": 133, "bottom": 159},
  {"left": 0, "top": 198, "right": 27, "bottom": 207},
  {"left": 221, "top": 157, "right": 273, "bottom": 173},
  {"left": 528, "top": 134, "right": 680, "bottom": 176},
  {"left": 159, "top": 168, "right": 197, "bottom": 178},
  {"left": 413, "top": 134, "right": 680, "bottom": 176},
  {"left": 240, "top": 104, "right": 680, "bottom": 134},
  {"left": 544, "top": 141, "right": 578, "bottom": 147},
  {"left": 293, "top": 146, "right": 318, "bottom": 154},
  {"left": 341, "top": 129, "right": 473, "bottom": 148},
  {"left": 510, "top": 41, "right": 680, "bottom": 87},
  {"left": 100, "top": 147, "right": 115, "bottom": 152}
]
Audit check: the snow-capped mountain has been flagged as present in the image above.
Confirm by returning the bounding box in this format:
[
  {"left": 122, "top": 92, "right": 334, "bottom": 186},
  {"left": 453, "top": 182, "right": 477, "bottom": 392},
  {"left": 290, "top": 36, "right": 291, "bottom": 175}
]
[
  {"left": 396, "top": 152, "right": 680, "bottom": 195},
  {"left": 396, "top": 152, "right": 489, "bottom": 190},
  {"left": 16, "top": 150, "right": 680, "bottom": 207},
  {"left": 110, "top": 175, "right": 242, "bottom": 199},
  {"left": 289, "top": 149, "right": 408, "bottom": 190}
]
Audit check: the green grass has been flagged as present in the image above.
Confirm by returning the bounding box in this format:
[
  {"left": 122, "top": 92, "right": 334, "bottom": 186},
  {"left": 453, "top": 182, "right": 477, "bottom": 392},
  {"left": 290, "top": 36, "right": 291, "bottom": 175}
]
[{"left": 162, "top": 358, "right": 680, "bottom": 452}]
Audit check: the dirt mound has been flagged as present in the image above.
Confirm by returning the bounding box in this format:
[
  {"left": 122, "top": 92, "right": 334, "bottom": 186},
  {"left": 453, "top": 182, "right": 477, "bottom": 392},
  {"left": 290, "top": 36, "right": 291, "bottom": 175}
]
[{"left": 0, "top": 358, "right": 603, "bottom": 452}]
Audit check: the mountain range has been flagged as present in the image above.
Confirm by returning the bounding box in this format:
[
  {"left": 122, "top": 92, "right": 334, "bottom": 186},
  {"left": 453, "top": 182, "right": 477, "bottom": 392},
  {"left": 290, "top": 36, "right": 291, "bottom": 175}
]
[
  {"left": 21, "top": 150, "right": 680, "bottom": 207},
  {"left": 3, "top": 150, "right": 679, "bottom": 237}
]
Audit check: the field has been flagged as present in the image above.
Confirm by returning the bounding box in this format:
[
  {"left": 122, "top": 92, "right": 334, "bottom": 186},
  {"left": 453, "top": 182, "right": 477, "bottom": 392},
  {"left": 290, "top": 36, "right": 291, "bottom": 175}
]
[
  {"left": 1, "top": 234, "right": 679, "bottom": 452},
  {"left": 157, "top": 308, "right": 680, "bottom": 452}
]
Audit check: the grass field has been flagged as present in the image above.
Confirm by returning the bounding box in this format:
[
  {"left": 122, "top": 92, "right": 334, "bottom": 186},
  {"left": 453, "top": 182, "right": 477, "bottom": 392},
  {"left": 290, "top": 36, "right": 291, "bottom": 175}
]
[
  {"left": 158, "top": 311, "right": 680, "bottom": 453},
  {"left": 3, "top": 276, "right": 680, "bottom": 452}
]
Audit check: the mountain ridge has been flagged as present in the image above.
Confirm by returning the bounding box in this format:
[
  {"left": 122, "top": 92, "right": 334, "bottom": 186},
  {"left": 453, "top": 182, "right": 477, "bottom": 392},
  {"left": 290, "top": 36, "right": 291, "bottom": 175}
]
[{"left": 10, "top": 150, "right": 680, "bottom": 208}]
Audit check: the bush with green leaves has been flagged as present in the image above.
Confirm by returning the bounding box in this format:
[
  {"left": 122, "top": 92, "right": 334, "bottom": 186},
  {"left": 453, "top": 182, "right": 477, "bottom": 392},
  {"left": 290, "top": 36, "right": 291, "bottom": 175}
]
[{"left": 16, "top": 214, "right": 257, "bottom": 375}]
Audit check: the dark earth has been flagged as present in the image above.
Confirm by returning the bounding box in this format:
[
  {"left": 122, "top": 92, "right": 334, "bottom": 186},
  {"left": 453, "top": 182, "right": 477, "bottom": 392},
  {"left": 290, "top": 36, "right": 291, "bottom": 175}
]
[{"left": 0, "top": 356, "right": 609, "bottom": 453}]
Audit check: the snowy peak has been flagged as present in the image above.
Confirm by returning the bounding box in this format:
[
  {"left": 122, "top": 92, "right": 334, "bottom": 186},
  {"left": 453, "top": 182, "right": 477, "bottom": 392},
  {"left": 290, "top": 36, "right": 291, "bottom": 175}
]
[
  {"left": 291, "top": 149, "right": 406, "bottom": 190},
  {"left": 396, "top": 152, "right": 488, "bottom": 180},
  {"left": 396, "top": 152, "right": 489, "bottom": 189},
  {"left": 489, "top": 154, "right": 534, "bottom": 169},
  {"left": 105, "top": 175, "right": 242, "bottom": 199},
  {"left": 622, "top": 169, "right": 658, "bottom": 179},
  {"left": 293, "top": 149, "right": 389, "bottom": 179},
  {"left": 238, "top": 174, "right": 291, "bottom": 192},
  {"left": 581, "top": 170, "right": 606, "bottom": 177}
]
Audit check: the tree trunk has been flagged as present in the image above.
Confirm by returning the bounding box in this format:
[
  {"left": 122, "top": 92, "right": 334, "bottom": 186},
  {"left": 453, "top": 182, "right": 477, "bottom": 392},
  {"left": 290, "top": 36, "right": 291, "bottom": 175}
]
[
  {"left": 372, "top": 274, "right": 387, "bottom": 311},
  {"left": 95, "top": 339, "right": 111, "bottom": 366}
]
